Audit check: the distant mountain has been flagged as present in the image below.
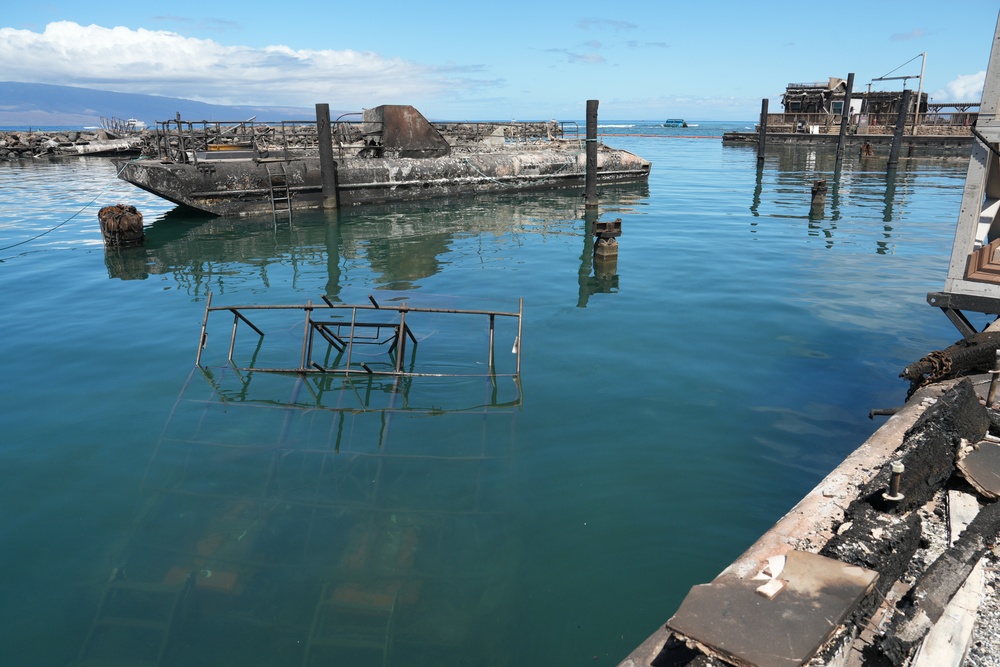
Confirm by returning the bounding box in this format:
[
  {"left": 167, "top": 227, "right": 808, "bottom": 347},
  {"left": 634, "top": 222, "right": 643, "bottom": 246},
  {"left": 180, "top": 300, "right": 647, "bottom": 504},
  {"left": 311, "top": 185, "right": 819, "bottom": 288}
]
[{"left": 0, "top": 82, "right": 336, "bottom": 128}]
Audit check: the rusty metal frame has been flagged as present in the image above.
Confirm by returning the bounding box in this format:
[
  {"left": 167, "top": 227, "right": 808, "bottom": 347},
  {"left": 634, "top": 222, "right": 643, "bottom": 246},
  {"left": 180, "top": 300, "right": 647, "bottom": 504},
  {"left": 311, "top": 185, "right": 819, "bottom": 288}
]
[{"left": 196, "top": 292, "right": 522, "bottom": 380}]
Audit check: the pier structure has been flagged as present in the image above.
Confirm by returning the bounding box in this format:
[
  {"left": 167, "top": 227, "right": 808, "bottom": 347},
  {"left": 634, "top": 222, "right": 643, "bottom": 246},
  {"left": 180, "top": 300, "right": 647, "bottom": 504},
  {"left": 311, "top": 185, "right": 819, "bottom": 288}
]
[
  {"left": 927, "top": 15, "right": 1000, "bottom": 337},
  {"left": 726, "top": 68, "right": 977, "bottom": 153},
  {"left": 621, "top": 12, "right": 1000, "bottom": 667}
]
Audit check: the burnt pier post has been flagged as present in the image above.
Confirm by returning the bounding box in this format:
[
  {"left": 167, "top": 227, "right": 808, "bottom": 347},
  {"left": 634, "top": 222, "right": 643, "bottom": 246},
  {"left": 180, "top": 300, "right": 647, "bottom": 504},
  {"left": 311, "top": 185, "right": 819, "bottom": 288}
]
[
  {"left": 98, "top": 204, "right": 145, "bottom": 247},
  {"left": 888, "top": 89, "right": 913, "bottom": 169},
  {"left": 316, "top": 103, "right": 339, "bottom": 209},
  {"left": 757, "top": 98, "right": 768, "bottom": 162},
  {"left": 810, "top": 179, "right": 827, "bottom": 218},
  {"left": 585, "top": 99, "right": 599, "bottom": 209},
  {"left": 835, "top": 73, "right": 855, "bottom": 168}
]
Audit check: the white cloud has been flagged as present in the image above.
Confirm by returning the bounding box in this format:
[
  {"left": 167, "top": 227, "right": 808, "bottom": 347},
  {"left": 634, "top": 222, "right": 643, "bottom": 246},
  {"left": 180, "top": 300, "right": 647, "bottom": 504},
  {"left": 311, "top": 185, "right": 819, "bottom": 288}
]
[
  {"left": 0, "top": 21, "right": 473, "bottom": 107},
  {"left": 930, "top": 71, "right": 987, "bottom": 103},
  {"left": 890, "top": 28, "right": 927, "bottom": 42}
]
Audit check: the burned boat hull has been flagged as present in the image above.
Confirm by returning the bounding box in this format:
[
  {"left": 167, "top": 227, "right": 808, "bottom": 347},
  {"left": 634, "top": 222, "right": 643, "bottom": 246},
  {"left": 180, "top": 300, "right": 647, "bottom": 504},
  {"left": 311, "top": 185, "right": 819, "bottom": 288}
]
[
  {"left": 115, "top": 104, "right": 651, "bottom": 217},
  {"left": 117, "top": 144, "right": 651, "bottom": 217}
]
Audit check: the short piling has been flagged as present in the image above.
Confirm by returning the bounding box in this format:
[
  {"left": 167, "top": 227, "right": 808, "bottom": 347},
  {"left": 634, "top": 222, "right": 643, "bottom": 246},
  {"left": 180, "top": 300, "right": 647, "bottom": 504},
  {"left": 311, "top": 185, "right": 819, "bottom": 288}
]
[
  {"left": 756, "top": 99, "right": 768, "bottom": 162},
  {"left": 888, "top": 89, "right": 913, "bottom": 168},
  {"left": 810, "top": 179, "right": 827, "bottom": 217},
  {"left": 98, "top": 204, "right": 145, "bottom": 247},
  {"left": 585, "top": 100, "right": 599, "bottom": 208}
]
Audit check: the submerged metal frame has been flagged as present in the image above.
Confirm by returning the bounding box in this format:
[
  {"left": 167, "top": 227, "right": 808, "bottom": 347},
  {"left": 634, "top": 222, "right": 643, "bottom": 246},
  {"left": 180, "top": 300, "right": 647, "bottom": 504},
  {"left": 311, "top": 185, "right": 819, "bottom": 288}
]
[
  {"left": 928, "top": 12, "right": 1000, "bottom": 336},
  {"left": 196, "top": 292, "right": 523, "bottom": 380},
  {"left": 77, "top": 353, "right": 521, "bottom": 665}
]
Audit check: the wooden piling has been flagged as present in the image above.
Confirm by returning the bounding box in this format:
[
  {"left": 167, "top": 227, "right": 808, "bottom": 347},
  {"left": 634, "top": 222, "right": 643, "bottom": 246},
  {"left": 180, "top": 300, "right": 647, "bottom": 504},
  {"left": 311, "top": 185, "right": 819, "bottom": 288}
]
[
  {"left": 585, "top": 99, "right": 599, "bottom": 208},
  {"left": 810, "top": 179, "right": 827, "bottom": 218},
  {"left": 316, "top": 103, "right": 339, "bottom": 208},
  {"left": 888, "top": 89, "right": 913, "bottom": 168},
  {"left": 756, "top": 99, "right": 768, "bottom": 162},
  {"left": 835, "top": 73, "right": 855, "bottom": 167}
]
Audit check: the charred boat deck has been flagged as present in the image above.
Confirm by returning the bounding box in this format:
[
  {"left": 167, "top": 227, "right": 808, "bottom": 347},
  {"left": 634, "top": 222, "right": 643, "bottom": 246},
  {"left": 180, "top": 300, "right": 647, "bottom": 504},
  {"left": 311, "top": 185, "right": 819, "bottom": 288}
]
[{"left": 116, "top": 104, "right": 651, "bottom": 217}]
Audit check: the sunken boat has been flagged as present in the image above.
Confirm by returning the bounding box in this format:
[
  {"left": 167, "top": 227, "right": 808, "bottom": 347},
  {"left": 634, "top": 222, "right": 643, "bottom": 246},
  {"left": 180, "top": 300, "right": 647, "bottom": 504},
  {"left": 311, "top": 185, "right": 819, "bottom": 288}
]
[{"left": 115, "top": 104, "right": 651, "bottom": 217}]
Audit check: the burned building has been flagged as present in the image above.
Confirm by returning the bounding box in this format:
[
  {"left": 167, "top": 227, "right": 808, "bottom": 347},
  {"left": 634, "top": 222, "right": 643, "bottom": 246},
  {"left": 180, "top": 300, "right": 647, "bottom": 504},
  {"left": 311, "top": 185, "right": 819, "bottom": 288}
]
[{"left": 781, "top": 77, "right": 928, "bottom": 117}]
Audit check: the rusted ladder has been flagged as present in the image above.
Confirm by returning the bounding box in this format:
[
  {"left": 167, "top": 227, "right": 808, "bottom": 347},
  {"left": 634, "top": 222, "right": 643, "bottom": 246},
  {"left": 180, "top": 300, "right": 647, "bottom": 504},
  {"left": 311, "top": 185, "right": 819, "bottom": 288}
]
[{"left": 266, "top": 163, "right": 292, "bottom": 223}]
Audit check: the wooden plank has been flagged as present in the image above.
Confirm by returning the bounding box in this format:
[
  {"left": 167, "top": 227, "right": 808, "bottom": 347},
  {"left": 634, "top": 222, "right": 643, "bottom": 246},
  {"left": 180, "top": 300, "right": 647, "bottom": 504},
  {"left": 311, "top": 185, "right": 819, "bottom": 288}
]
[
  {"left": 947, "top": 490, "right": 981, "bottom": 545},
  {"left": 909, "top": 559, "right": 986, "bottom": 667}
]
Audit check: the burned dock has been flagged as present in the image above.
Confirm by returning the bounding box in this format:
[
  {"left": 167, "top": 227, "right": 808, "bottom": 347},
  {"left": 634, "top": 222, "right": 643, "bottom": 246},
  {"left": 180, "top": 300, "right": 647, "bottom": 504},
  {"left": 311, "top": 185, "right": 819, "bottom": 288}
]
[{"left": 620, "top": 12, "right": 1000, "bottom": 667}]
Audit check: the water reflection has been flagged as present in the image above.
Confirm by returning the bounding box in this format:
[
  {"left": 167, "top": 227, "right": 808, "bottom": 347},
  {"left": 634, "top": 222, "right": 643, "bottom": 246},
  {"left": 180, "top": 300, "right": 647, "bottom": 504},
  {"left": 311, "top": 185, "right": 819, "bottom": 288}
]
[
  {"left": 744, "top": 146, "right": 948, "bottom": 254},
  {"left": 102, "top": 186, "right": 649, "bottom": 303},
  {"left": 577, "top": 209, "right": 620, "bottom": 308}
]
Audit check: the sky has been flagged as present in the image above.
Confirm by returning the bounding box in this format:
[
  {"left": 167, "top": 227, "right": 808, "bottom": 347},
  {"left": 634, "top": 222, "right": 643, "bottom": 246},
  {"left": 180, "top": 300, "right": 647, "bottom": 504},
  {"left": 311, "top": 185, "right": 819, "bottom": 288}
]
[{"left": 2, "top": 1, "right": 998, "bottom": 121}]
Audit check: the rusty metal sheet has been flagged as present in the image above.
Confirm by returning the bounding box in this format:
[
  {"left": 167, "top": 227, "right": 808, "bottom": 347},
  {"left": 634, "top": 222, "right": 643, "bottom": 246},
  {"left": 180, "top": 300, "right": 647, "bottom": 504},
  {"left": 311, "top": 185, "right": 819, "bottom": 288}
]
[
  {"left": 958, "top": 440, "right": 1000, "bottom": 499},
  {"left": 666, "top": 550, "right": 878, "bottom": 667}
]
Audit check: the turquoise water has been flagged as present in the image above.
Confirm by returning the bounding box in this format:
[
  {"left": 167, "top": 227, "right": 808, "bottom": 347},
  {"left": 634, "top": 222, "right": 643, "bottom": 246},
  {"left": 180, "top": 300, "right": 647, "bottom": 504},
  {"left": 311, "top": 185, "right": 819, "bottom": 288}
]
[{"left": 0, "top": 124, "right": 973, "bottom": 666}]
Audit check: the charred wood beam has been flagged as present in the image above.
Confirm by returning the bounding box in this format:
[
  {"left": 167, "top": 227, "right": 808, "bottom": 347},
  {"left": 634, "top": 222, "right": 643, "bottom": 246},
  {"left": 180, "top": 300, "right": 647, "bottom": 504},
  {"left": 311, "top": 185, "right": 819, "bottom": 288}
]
[
  {"left": 877, "top": 500, "right": 1000, "bottom": 664},
  {"left": 860, "top": 379, "right": 988, "bottom": 514},
  {"left": 901, "top": 331, "right": 1000, "bottom": 397}
]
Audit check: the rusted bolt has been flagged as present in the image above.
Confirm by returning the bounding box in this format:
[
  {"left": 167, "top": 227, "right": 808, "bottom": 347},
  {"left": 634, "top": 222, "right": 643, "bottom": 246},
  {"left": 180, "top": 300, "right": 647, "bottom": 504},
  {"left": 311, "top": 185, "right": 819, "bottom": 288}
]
[{"left": 882, "top": 461, "right": 905, "bottom": 502}]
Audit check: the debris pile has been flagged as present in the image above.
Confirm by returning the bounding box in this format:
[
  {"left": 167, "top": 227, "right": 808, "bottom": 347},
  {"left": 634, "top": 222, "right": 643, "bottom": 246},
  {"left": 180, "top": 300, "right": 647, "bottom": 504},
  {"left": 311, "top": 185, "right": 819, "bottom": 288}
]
[
  {"left": 621, "top": 378, "right": 1000, "bottom": 667},
  {"left": 0, "top": 128, "right": 145, "bottom": 160}
]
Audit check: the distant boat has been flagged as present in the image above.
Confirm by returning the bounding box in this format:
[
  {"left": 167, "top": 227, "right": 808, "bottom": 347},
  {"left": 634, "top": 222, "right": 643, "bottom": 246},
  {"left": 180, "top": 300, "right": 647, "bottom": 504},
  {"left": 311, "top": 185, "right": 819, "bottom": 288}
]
[{"left": 663, "top": 119, "right": 688, "bottom": 128}]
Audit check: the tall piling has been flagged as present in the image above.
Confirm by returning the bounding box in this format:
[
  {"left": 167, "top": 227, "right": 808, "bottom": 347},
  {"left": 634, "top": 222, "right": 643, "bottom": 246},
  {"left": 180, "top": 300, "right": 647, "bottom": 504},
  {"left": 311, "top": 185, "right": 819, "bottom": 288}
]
[
  {"left": 835, "top": 73, "right": 855, "bottom": 168},
  {"left": 888, "top": 89, "right": 913, "bottom": 169},
  {"left": 585, "top": 99, "right": 599, "bottom": 209},
  {"left": 756, "top": 99, "right": 768, "bottom": 162},
  {"left": 316, "top": 103, "right": 339, "bottom": 209}
]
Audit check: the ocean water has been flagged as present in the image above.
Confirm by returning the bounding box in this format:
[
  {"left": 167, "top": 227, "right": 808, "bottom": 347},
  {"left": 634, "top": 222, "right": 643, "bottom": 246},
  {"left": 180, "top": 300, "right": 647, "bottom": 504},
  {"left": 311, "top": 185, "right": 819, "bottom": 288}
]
[{"left": 0, "top": 124, "right": 973, "bottom": 666}]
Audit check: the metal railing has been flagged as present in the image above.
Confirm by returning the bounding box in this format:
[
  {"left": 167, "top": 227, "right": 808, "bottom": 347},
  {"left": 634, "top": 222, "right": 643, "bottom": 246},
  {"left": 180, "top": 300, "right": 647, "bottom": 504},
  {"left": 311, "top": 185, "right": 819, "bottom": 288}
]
[
  {"left": 149, "top": 115, "right": 579, "bottom": 164},
  {"left": 195, "top": 293, "right": 523, "bottom": 380},
  {"left": 763, "top": 111, "right": 978, "bottom": 135},
  {"left": 150, "top": 116, "right": 370, "bottom": 163}
]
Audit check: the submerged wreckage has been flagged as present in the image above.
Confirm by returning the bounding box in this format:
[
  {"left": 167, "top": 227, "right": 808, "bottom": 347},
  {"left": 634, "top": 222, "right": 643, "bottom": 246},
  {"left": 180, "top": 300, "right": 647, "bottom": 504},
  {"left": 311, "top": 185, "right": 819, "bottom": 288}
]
[{"left": 115, "top": 104, "right": 651, "bottom": 217}]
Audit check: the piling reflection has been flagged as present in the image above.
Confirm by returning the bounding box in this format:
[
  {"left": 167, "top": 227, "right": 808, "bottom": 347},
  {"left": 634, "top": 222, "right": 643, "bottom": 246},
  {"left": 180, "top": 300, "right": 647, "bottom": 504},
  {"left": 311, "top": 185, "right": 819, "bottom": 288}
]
[
  {"left": 745, "top": 146, "right": 933, "bottom": 253},
  {"left": 577, "top": 208, "right": 623, "bottom": 308},
  {"left": 74, "top": 364, "right": 522, "bottom": 667}
]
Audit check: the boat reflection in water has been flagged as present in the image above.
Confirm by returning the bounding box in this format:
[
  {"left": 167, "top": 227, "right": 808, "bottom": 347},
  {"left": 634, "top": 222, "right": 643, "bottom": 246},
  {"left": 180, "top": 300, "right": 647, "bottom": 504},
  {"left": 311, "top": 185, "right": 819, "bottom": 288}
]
[{"left": 101, "top": 184, "right": 650, "bottom": 301}]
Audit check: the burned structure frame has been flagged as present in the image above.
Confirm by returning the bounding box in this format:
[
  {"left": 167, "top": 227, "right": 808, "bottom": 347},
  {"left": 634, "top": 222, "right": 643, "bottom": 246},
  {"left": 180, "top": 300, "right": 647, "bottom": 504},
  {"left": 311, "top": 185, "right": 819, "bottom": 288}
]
[{"left": 195, "top": 293, "right": 523, "bottom": 381}]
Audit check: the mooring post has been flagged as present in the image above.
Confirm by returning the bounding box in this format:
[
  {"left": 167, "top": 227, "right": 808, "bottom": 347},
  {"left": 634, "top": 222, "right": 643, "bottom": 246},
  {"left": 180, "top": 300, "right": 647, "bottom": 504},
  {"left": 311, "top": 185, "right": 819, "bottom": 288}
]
[
  {"left": 756, "top": 98, "right": 768, "bottom": 162},
  {"left": 888, "top": 89, "right": 913, "bottom": 168},
  {"left": 585, "top": 99, "right": 599, "bottom": 208},
  {"left": 835, "top": 73, "right": 855, "bottom": 168},
  {"left": 316, "top": 103, "right": 339, "bottom": 209}
]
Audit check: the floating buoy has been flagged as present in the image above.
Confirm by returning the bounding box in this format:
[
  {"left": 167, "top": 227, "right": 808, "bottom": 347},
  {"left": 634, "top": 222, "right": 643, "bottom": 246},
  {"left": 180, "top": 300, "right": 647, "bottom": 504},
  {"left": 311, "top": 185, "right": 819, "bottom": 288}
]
[{"left": 98, "top": 204, "right": 145, "bottom": 247}]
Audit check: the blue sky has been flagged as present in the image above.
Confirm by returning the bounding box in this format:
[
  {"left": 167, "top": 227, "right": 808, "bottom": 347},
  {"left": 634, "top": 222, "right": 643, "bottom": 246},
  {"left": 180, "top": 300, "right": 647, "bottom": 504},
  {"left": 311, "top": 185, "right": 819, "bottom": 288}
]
[{"left": 3, "top": 1, "right": 998, "bottom": 120}]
